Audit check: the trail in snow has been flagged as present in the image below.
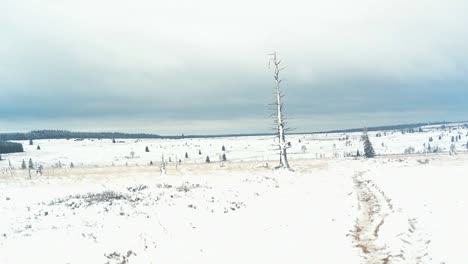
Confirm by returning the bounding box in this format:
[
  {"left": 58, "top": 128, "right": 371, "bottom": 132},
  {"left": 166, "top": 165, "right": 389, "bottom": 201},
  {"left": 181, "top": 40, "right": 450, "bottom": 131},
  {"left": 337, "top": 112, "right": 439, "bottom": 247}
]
[{"left": 351, "top": 171, "right": 432, "bottom": 264}]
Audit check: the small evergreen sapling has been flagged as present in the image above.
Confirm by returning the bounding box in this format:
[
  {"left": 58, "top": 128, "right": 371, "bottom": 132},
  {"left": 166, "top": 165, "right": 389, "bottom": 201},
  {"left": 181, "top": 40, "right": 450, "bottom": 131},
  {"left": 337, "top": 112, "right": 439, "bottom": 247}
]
[{"left": 361, "top": 130, "right": 376, "bottom": 158}]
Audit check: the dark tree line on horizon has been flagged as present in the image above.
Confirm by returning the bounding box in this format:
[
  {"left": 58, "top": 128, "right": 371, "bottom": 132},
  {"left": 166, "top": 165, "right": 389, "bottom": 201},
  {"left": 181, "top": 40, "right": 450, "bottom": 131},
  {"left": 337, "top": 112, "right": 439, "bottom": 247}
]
[
  {"left": 0, "top": 141, "right": 24, "bottom": 154},
  {"left": 0, "top": 130, "right": 162, "bottom": 141},
  {"left": 1, "top": 122, "right": 466, "bottom": 142}
]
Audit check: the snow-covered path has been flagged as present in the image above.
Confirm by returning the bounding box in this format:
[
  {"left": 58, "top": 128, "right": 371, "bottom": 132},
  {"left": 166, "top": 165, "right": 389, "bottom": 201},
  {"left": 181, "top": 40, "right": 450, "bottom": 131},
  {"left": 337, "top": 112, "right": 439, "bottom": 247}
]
[{"left": 351, "top": 171, "right": 431, "bottom": 264}]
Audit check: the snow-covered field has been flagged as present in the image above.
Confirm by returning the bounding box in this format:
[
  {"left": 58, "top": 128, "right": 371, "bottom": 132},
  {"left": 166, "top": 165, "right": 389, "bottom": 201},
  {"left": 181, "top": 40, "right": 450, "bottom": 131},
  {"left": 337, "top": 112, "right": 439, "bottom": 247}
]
[{"left": 1, "top": 124, "right": 468, "bottom": 263}]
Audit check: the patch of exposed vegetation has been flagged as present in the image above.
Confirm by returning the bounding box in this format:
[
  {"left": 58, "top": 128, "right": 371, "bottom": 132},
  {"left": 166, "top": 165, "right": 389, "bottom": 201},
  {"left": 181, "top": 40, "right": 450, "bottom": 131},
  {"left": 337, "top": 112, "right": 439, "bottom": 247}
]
[
  {"left": 50, "top": 191, "right": 134, "bottom": 208},
  {"left": 127, "top": 185, "right": 148, "bottom": 192}
]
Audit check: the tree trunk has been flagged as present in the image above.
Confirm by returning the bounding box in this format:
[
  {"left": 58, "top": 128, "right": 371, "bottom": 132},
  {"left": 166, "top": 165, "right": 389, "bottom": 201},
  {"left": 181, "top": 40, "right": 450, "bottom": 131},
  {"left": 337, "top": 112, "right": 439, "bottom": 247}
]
[{"left": 270, "top": 51, "right": 291, "bottom": 170}]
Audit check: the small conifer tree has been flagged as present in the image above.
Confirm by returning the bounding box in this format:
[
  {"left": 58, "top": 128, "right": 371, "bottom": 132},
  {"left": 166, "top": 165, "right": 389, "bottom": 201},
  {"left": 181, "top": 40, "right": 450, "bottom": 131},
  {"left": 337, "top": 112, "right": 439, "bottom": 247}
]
[
  {"left": 222, "top": 145, "right": 226, "bottom": 151},
  {"left": 21, "top": 159, "right": 27, "bottom": 169},
  {"left": 185, "top": 152, "right": 189, "bottom": 159},
  {"left": 28, "top": 158, "right": 34, "bottom": 169},
  {"left": 145, "top": 146, "right": 150, "bottom": 152},
  {"left": 222, "top": 153, "right": 227, "bottom": 161},
  {"left": 37, "top": 145, "right": 41, "bottom": 150},
  {"left": 205, "top": 156, "right": 210, "bottom": 163},
  {"left": 362, "top": 130, "right": 376, "bottom": 158}
]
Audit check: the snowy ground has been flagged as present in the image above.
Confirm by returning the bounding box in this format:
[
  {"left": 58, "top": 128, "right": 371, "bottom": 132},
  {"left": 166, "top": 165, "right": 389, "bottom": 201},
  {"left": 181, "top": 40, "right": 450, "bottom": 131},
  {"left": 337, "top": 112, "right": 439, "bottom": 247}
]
[{"left": 1, "top": 124, "right": 468, "bottom": 263}]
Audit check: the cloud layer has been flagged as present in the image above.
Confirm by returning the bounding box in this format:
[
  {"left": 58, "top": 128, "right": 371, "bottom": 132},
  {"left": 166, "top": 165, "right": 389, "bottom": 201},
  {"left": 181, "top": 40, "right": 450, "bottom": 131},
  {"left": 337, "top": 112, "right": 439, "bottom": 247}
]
[{"left": 1, "top": 0, "right": 468, "bottom": 134}]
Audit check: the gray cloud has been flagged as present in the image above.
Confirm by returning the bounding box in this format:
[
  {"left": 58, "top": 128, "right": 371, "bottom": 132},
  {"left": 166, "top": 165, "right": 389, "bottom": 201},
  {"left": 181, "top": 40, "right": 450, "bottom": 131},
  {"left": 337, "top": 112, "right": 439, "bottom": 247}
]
[{"left": 1, "top": 0, "right": 468, "bottom": 134}]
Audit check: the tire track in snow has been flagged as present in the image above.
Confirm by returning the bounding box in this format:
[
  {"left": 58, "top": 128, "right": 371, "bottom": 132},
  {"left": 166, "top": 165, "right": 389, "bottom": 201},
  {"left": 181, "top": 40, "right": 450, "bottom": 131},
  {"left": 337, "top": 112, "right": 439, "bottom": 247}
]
[{"left": 350, "top": 171, "right": 432, "bottom": 264}]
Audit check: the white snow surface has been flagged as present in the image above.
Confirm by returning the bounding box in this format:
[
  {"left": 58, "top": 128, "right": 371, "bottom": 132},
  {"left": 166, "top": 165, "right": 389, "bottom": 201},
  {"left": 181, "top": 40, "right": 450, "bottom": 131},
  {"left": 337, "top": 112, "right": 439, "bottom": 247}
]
[{"left": 1, "top": 124, "right": 468, "bottom": 263}]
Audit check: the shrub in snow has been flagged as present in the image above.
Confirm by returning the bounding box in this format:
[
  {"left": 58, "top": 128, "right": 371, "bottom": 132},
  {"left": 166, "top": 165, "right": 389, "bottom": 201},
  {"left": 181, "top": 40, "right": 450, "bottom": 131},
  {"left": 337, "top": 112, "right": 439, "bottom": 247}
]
[
  {"left": 176, "top": 182, "right": 203, "bottom": 192},
  {"left": 206, "top": 156, "right": 210, "bottom": 163},
  {"left": 450, "top": 144, "right": 457, "bottom": 155},
  {"left": 37, "top": 145, "right": 41, "bottom": 150},
  {"left": 145, "top": 146, "right": 150, "bottom": 152},
  {"left": 127, "top": 185, "right": 148, "bottom": 192},
  {"left": 417, "top": 159, "right": 429, "bottom": 164},
  {"left": 404, "top": 146, "right": 415, "bottom": 154}
]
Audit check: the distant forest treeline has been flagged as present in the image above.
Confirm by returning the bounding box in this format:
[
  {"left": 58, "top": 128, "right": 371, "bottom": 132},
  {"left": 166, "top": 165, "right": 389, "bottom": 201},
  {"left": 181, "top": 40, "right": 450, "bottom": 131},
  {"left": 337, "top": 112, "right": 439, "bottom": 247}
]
[
  {"left": 0, "top": 121, "right": 466, "bottom": 141},
  {"left": 0, "top": 130, "right": 162, "bottom": 141},
  {"left": 0, "top": 141, "right": 24, "bottom": 154},
  {"left": 310, "top": 121, "right": 465, "bottom": 134}
]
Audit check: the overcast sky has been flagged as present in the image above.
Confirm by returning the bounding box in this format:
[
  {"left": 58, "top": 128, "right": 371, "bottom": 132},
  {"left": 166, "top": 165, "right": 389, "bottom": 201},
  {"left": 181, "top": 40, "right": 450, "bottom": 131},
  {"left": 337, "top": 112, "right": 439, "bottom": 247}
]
[{"left": 1, "top": 0, "right": 467, "bottom": 135}]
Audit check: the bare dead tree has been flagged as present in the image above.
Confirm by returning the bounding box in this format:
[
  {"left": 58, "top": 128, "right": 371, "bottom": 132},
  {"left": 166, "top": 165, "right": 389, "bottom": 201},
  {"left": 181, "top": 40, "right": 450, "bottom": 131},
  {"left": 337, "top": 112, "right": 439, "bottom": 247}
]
[
  {"left": 269, "top": 51, "right": 291, "bottom": 170},
  {"left": 160, "top": 153, "right": 166, "bottom": 175}
]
